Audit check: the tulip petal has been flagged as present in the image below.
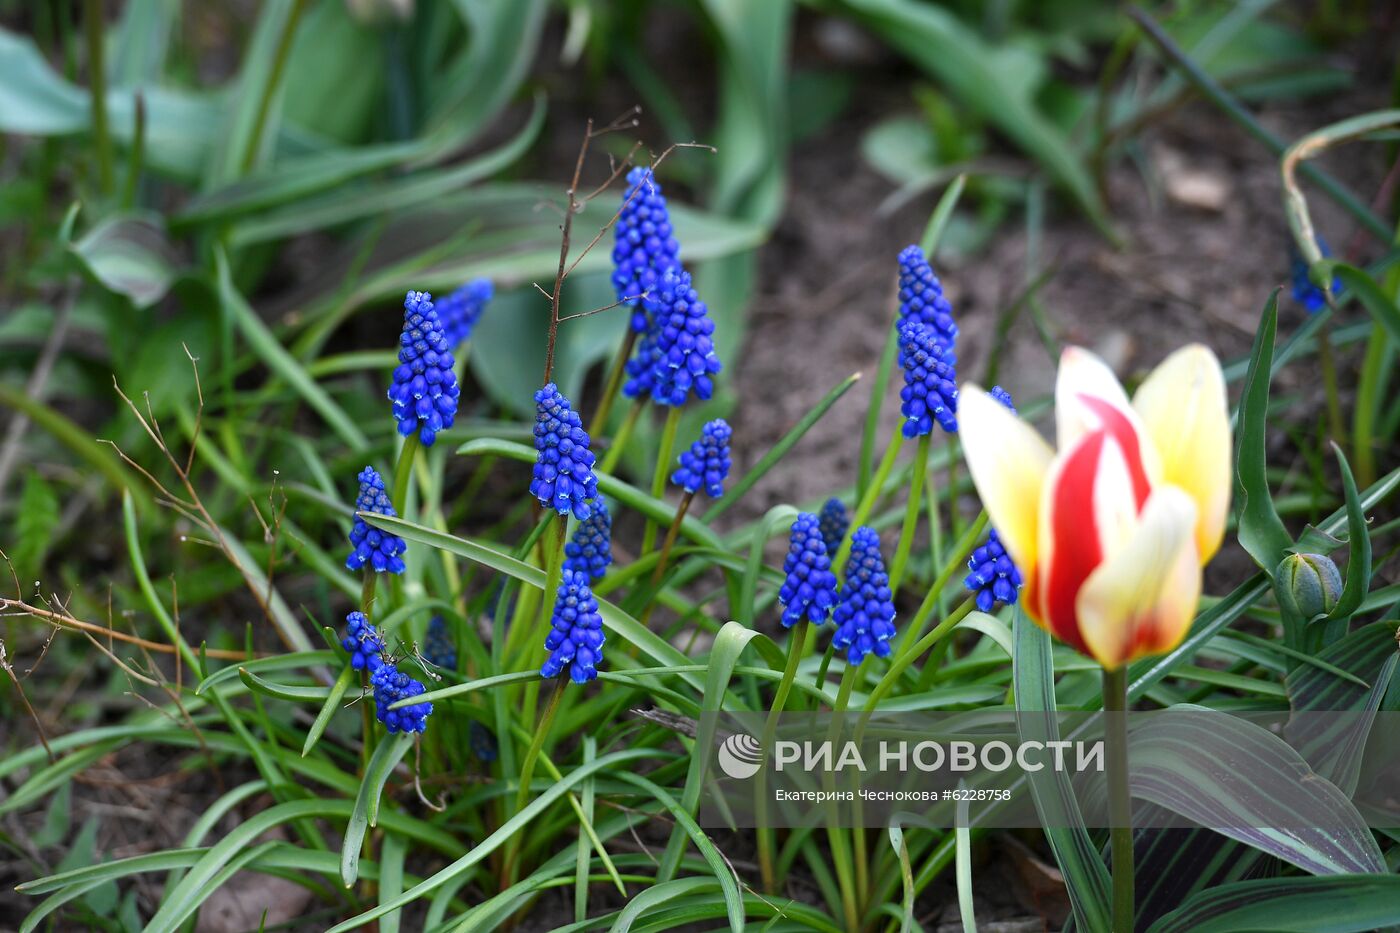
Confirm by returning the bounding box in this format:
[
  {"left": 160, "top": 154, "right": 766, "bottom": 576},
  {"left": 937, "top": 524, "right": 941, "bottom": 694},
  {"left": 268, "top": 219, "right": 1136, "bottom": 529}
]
[
  {"left": 1035, "top": 429, "right": 1139, "bottom": 653},
  {"left": 1055, "top": 346, "right": 1159, "bottom": 501},
  {"left": 958, "top": 384, "right": 1054, "bottom": 579},
  {"left": 1075, "top": 485, "right": 1200, "bottom": 669},
  {"left": 1132, "top": 344, "right": 1231, "bottom": 563}
]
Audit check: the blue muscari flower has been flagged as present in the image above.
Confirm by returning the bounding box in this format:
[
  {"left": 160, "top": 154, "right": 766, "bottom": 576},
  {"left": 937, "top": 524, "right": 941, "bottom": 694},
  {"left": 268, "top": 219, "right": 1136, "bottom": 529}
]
[
  {"left": 621, "top": 327, "right": 660, "bottom": 400},
  {"left": 778, "top": 513, "right": 839, "bottom": 628},
  {"left": 564, "top": 498, "right": 613, "bottom": 581},
  {"left": 818, "top": 498, "right": 849, "bottom": 556},
  {"left": 832, "top": 526, "right": 897, "bottom": 666},
  {"left": 1289, "top": 238, "right": 1341, "bottom": 313},
  {"left": 613, "top": 167, "right": 681, "bottom": 333},
  {"left": 387, "top": 290, "right": 460, "bottom": 446},
  {"left": 964, "top": 529, "right": 1023, "bottom": 613},
  {"left": 646, "top": 268, "right": 722, "bottom": 407},
  {"left": 897, "top": 245, "right": 957, "bottom": 365},
  {"left": 436, "top": 279, "right": 494, "bottom": 351},
  {"left": 469, "top": 720, "right": 499, "bottom": 762},
  {"left": 341, "top": 611, "right": 387, "bottom": 672},
  {"left": 530, "top": 383, "right": 599, "bottom": 522},
  {"left": 347, "top": 466, "right": 407, "bottom": 574},
  {"left": 671, "top": 419, "right": 732, "bottom": 498},
  {"left": 898, "top": 320, "right": 958, "bottom": 437},
  {"left": 372, "top": 663, "right": 433, "bottom": 734},
  {"left": 988, "top": 385, "right": 1015, "bottom": 412},
  {"left": 423, "top": 615, "right": 457, "bottom": 670},
  {"left": 540, "top": 568, "right": 606, "bottom": 684}
]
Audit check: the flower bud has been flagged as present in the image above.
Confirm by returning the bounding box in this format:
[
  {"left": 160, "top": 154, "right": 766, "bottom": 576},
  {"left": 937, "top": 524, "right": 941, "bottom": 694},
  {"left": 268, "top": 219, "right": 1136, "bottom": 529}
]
[{"left": 1276, "top": 553, "right": 1343, "bottom": 621}]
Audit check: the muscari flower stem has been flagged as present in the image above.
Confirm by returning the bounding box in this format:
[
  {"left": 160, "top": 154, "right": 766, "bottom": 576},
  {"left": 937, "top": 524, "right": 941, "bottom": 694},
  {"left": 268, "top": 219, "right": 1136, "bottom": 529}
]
[
  {"left": 1103, "top": 664, "right": 1135, "bottom": 933},
  {"left": 643, "top": 490, "right": 695, "bottom": 616},
  {"left": 824, "top": 665, "right": 862, "bottom": 933},
  {"left": 599, "top": 398, "right": 644, "bottom": 475},
  {"left": 504, "top": 672, "right": 569, "bottom": 883},
  {"left": 756, "top": 619, "right": 811, "bottom": 892},
  {"left": 391, "top": 433, "right": 420, "bottom": 522},
  {"left": 832, "top": 433, "right": 905, "bottom": 574},
  {"left": 523, "top": 518, "right": 571, "bottom": 721},
  {"left": 895, "top": 509, "right": 987, "bottom": 667},
  {"left": 888, "top": 433, "right": 931, "bottom": 591},
  {"left": 641, "top": 407, "right": 683, "bottom": 557},
  {"left": 589, "top": 327, "right": 639, "bottom": 438}
]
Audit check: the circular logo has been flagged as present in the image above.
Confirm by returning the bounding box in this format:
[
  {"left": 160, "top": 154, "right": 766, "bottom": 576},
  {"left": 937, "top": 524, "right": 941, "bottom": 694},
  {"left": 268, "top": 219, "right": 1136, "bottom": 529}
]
[{"left": 717, "top": 733, "right": 763, "bottom": 779}]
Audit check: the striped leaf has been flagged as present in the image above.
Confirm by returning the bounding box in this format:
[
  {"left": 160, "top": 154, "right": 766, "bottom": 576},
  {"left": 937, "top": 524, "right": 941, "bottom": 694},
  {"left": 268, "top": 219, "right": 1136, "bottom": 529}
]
[{"left": 1148, "top": 873, "right": 1400, "bottom": 933}]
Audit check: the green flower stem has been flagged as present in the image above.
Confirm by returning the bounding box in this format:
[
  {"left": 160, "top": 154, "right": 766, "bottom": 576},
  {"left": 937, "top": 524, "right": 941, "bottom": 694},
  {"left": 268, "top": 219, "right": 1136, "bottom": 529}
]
[
  {"left": 638, "top": 491, "right": 695, "bottom": 628},
  {"left": 503, "top": 673, "right": 568, "bottom": 884},
  {"left": 599, "top": 398, "right": 645, "bottom": 475},
  {"left": 945, "top": 441, "right": 963, "bottom": 540},
  {"left": 1103, "top": 664, "right": 1134, "bottom": 933},
  {"left": 757, "top": 620, "right": 811, "bottom": 892},
  {"left": 834, "top": 433, "right": 905, "bottom": 573},
  {"left": 391, "top": 433, "right": 420, "bottom": 517},
  {"left": 589, "top": 327, "right": 638, "bottom": 438},
  {"left": 815, "top": 639, "right": 837, "bottom": 687},
  {"left": 240, "top": 0, "right": 308, "bottom": 175},
  {"left": 888, "top": 434, "right": 931, "bottom": 591},
  {"left": 359, "top": 569, "right": 377, "bottom": 780},
  {"left": 894, "top": 510, "right": 987, "bottom": 667},
  {"left": 1353, "top": 321, "right": 1387, "bottom": 487},
  {"left": 640, "top": 407, "right": 682, "bottom": 557},
  {"left": 1318, "top": 319, "right": 1344, "bottom": 443},
  {"left": 83, "top": 0, "right": 111, "bottom": 196},
  {"left": 865, "top": 596, "right": 975, "bottom": 714},
  {"left": 825, "top": 666, "right": 861, "bottom": 932}
]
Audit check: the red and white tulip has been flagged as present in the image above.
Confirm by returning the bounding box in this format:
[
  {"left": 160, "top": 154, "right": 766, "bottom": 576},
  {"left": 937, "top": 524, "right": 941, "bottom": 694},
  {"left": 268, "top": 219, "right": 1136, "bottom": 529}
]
[{"left": 959, "top": 345, "right": 1230, "bottom": 669}]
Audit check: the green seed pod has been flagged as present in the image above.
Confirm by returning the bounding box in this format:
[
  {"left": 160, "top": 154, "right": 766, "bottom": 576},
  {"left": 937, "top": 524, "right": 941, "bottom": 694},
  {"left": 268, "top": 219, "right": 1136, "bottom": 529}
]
[{"left": 1276, "top": 553, "right": 1344, "bottom": 621}]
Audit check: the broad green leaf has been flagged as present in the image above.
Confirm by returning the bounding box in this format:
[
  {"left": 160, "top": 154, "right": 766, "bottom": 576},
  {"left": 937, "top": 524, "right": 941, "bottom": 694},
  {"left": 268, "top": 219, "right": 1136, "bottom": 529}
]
[
  {"left": 1233, "top": 291, "right": 1291, "bottom": 571},
  {"left": 69, "top": 214, "right": 176, "bottom": 308},
  {"left": 1011, "top": 607, "right": 1112, "bottom": 932},
  {"left": 1148, "top": 874, "right": 1400, "bottom": 933},
  {"left": 1125, "top": 706, "right": 1384, "bottom": 876},
  {"left": 1324, "top": 444, "right": 1371, "bottom": 621},
  {"left": 341, "top": 733, "right": 414, "bottom": 887}
]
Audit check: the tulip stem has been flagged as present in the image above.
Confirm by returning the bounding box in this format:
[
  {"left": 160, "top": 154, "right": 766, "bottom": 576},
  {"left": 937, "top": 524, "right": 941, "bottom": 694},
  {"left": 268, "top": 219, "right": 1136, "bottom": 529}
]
[
  {"left": 1103, "top": 665, "right": 1135, "bottom": 933},
  {"left": 589, "top": 327, "right": 638, "bottom": 437},
  {"left": 834, "top": 433, "right": 905, "bottom": 573},
  {"left": 600, "top": 398, "right": 644, "bottom": 475},
  {"left": 641, "top": 407, "right": 682, "bottom": 557},
  {"left": 889, "top": 434, "right": 930, "bottom": 591}
]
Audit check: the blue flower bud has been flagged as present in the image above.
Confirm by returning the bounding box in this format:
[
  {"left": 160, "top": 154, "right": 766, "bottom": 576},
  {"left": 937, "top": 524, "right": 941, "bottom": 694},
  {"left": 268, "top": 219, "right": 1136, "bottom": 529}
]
[
  {"left": 818, "top": 498, "right": 849, "bottom": 556},
  {"left": 1289, "top": 238, "right": 1341, "bottom": 313},
  {"left": 341, "top": 611, "right": 387, "bottom": 671},
  {"left": 778, "top": 513, "right": 839, "bottom": 627},
  {"left": 436, "top": 279, "right": 493, "bottom": 351},
  {"left": 964, "top": 529, "right": 1023, "bottom": 613},
  {"left": 644, "top": 268, "right": 722, "bottom": 407},
  {"left": 897, "top": 245, "right": 957, "bottom": 365},
  {"left": 832, "top": 527, "right": 897, "bottom": 666},
  {"left": 613, "top": 167, "right": 681, "bottom": 332},
  {"left": 541, "top": 568, "right": 607, "bottom": 684},
  {"left": 387, "top": 290, "right": 460, "bottom": 446},
  {"left": 372, "top": 663, "right": 433, "bottom": 734},
  {"left": 346, "top": 466, "right": 407, "bottom": 574},
  {"left": 423, "top": 615, "right": 457, "bottom": 670},
  {"left": 898, "top": 320, "right": 958, "bottom": 437},
  {"left": 564, "top": 498, "right": 613, "bottom": 581},
  {"left": 531, "top": 383, "right": 599, "bottom": 522},
  {"left": 671, "top": 419, "right": 732, "bottom": 498}
]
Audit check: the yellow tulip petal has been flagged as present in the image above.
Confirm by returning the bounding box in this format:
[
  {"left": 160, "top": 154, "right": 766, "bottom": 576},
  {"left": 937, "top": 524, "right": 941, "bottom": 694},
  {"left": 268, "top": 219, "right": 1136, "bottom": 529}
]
[
  {"left": 1132, "top": 343, "right": 1231, "bottom": 563},
  {"left": 958, "top": 384, "right": 1054, "bottom": 575},
  {"left": 1075, "top": 485, "right": 1201, "bottom": 669}
]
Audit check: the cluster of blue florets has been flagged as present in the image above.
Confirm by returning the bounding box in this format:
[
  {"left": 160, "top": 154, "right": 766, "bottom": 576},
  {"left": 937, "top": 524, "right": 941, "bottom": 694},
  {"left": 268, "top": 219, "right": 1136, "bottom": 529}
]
[
  {"left": 564, "top": 499, "right": 613, "bottom": 581},
  {"left": 346, "top": 467, "right": 407, "bottom": 574},
  {"left": 530, "top": 384, "right": 599, "bottom": 521},
  {"left": 1289, "top": 238, "right": 1340, "bottom": 313},
  {"left": 898, "top": 320, "right": 958, "bottom": 436},
  {"left": 818, "top": 498, "right": 848, "bottom": 555},
  {"left": 342, "top": 611, "right": 387, "bottom": 671},
  {"left": 339, "top": 612, "right": 433, "bottom": 733},
  {"left": 672, "top": 419, "right": 732, "bottom": 498},
  {"left": 541, "top": 568, "right": 607, "bottom": 684},
  {"left": 423, "top": 616, "right": 457, "bottom": 670},
  {"left": 622, "top": 327, "right": 661, "bottom": 400},
  {"left": 613, "top": 167, "right": 681, "bottom": 332},
  {"left": 964, "top": 530, "right": 1022, "bottom": 613},
  {"left": 832, "top": 527, "right": 897, "bottom": 666},
  {"left": 897, "top": 245, "right": 957, "bottom": 364},
  {"left": 643, "top": 269, "right": 722, "bottom": 406},
  {"left": 436, "top": 279, "right": 494, "bottom": 350},
  {"left": 778, "top": 513, "right": 840, "bottom": 628},
  {"left": 387, "top": 291, "right": 459, "bottom": 446},
  {"left": 371, "top": 664, "right": 434, "bottom": 734}
]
